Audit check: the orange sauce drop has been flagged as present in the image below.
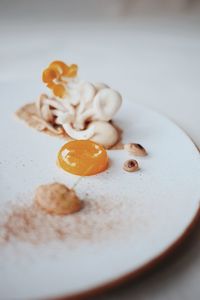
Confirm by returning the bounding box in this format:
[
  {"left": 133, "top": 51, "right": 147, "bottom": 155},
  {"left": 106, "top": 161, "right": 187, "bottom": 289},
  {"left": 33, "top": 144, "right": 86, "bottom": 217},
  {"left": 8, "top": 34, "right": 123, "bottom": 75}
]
[{"left": 57, "top": 140, "right": 109, "bottom": 176}]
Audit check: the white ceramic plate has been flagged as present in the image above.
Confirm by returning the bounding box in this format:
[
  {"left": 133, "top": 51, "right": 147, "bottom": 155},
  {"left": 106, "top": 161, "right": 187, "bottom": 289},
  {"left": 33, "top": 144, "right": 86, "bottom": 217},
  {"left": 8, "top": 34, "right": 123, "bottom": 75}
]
[{"left": 0, "top": 83, "right": 200, "bottom": 300}]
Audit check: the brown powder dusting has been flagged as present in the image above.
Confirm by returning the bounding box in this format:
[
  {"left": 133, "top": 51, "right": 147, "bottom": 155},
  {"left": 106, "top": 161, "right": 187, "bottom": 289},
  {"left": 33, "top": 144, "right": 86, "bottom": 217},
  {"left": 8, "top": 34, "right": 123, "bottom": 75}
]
[
  {"left": 15, "top": 103, "right": 69, "bottom": 138},
  {"left": 0, "top": 197, "right": 129, "bottom": 246}
]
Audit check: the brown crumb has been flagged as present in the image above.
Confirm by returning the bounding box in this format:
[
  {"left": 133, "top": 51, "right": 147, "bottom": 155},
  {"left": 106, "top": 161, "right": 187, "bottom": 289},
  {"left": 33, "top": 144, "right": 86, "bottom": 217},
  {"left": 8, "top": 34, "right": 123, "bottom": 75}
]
[{"left": 34, "top": 182, "right": 82, "bottom": 215}]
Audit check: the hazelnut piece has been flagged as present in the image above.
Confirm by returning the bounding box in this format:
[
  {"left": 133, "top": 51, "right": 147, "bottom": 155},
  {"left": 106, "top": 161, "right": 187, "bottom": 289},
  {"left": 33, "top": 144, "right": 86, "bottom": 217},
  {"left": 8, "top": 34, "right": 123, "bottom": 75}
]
[
  {"left": 124, "top": 143, "right": 147, "bottom": 156},
  {"left": 123, "top": 159, "right": 139, "bottom": 172}
]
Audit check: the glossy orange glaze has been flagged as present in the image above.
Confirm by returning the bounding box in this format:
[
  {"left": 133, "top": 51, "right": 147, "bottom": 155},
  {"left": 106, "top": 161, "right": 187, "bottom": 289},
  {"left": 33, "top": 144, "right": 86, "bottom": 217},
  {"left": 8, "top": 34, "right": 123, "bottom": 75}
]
[{"left": 57, "top": 140, "right": 109, "bottom": 176}]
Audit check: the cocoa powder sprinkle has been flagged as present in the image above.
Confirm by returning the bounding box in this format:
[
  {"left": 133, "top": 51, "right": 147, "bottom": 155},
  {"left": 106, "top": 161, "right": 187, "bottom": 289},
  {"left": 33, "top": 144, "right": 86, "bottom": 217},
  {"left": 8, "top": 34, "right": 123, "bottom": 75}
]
[{"left": 0, "top": 197, "right": 132, "bottom": 246}]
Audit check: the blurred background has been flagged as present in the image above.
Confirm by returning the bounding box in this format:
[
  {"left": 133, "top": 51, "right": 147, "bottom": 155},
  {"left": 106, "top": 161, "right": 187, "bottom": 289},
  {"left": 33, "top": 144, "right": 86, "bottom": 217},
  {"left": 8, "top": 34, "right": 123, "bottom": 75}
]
[
  {"left": 1, "top": 0, "right": 200, "bottom": 21},
  {"left": 0, "top": 1, "right": 200, "bottom": 300},
  {"left": 1, "top": 0, "right": 200, "bottom": 148}
]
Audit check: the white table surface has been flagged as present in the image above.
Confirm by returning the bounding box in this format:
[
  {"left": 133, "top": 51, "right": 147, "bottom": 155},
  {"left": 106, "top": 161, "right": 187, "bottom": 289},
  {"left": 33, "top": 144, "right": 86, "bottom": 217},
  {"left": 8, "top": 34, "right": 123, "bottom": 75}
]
[{"left": 1, "top": 13, "right": 200, "bottom": 300}]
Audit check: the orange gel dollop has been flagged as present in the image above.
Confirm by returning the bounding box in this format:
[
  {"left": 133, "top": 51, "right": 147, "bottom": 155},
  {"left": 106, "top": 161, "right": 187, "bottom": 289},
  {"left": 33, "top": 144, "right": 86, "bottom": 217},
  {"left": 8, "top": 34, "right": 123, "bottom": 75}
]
[{"left": 57, "top": 140, "right": 109, "bottom": 176}]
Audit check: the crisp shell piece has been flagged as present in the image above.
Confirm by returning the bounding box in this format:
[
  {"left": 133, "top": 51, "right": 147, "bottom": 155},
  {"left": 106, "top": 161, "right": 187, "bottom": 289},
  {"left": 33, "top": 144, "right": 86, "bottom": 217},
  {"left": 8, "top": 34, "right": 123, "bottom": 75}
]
[
  {"left": 124, "top": 143, "right": 147, "bottom": 156},
  {"left": 123, "top": 159, "right": 139, "bottom": 172}
]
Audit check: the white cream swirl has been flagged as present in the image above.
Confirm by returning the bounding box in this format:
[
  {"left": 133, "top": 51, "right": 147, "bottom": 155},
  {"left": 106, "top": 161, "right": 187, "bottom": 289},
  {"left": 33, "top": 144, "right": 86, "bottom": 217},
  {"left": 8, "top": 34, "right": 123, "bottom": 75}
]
[{"left": 37, "top": 80, "right": 122, "bottom": 148}]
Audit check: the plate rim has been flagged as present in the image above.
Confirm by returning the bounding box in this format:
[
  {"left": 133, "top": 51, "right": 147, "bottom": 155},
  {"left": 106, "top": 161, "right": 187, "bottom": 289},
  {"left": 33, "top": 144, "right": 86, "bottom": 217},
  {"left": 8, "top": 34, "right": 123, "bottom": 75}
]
[
  {"left": 51, "top": 203, "right": 200, "bottom": 300},
  {"left": 50, "top": 133, "right": 200, "bottom": 300},
  {"left": 3, "top": 101, "right": 200, "bottom": 300}
]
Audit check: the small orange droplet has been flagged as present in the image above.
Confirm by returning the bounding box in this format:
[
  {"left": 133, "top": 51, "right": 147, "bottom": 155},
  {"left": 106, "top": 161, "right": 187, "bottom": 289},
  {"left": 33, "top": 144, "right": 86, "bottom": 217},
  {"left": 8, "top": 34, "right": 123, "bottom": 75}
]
[
  {"left": 42, "top": 61, "right": 78, "bottom": 97},
  {"left": 50, "top": 61, "right": 69, "bottom": 76},
  {"left": 53, "top": 84, "right": 66, "bottom": 98},
  {"left": 47, "top": 81, "right": 55, "bottom": 89},
  {"left": 67, "top": 64, "right": 78, "bottom": 77},
  {"left": 42, "top": 68, "right": 57, "bottom": 83}
]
